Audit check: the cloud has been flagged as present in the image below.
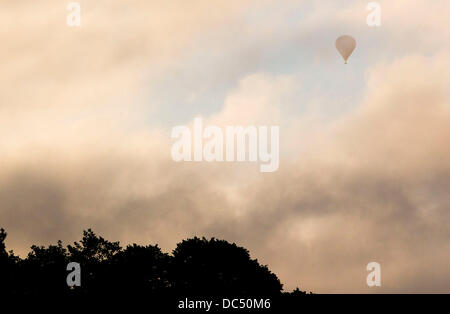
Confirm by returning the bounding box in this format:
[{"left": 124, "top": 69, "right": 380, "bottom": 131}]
[
  {"left": 2, "top": 53, "right": 449, "bottom": 293},
  {"left": 1, "top": 0, "right": 449, "bottom": 293}
]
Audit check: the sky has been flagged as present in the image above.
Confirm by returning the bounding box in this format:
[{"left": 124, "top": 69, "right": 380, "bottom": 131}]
[{"left": 1, "top": 0, "right": 449, "bottom": 293}]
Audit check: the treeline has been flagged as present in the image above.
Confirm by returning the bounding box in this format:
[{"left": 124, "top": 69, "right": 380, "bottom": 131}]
[{"left": 0, "top": 228, "right": 309, "bottom": 307}]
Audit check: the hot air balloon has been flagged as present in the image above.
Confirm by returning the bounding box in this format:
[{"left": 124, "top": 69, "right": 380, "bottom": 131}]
[{"left": 335, "top": 35, "right": 356, "bottom": 64}]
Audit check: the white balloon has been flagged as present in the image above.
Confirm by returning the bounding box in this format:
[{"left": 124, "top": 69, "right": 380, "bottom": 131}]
[{"left": 335, "top": 35, "right": 356, "bottom": 64}]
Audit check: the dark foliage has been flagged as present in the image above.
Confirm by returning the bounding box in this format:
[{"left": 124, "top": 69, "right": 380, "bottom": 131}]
[
  {"left": 171, "top": 237, "right": 282, "bottom": 297},
  {"left": 0, "top": 227, "right": 309, "bottom": 305}
]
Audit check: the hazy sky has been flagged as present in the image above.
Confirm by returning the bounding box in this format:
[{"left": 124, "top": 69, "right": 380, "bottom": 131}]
[{"left": 1, "top": 0, "right": 449, "bottom": 293}]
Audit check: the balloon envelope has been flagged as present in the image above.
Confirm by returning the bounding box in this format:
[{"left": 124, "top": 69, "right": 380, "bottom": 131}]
[{"left": 335, "top": 35, "right": 356, "bottom": 64}]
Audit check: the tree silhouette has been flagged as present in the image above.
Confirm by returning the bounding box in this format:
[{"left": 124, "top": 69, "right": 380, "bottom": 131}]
[
  {"left": 19, "top": 240, "right": 69, "bottom": 296},
  {"left": 0, "top": 227, "right": 309, "bottom": 306},
  {"left": 0, "top": 228, "right": 19, "bottom": 295},
  {"left": 170, "top": 237, "right": 282, "bottom": 297},
  {"left": 111, "top": 243, "right": 171, "bottom": 296}
]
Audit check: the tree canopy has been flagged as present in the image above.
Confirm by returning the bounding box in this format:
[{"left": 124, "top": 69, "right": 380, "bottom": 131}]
[{"left": 0, "top": 228, "right": 309, "bottom": 306}]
